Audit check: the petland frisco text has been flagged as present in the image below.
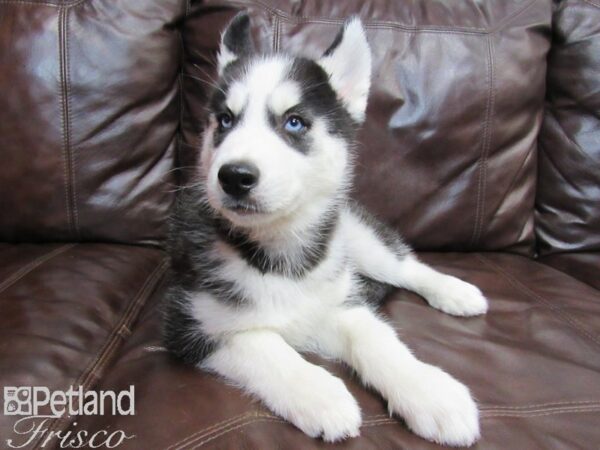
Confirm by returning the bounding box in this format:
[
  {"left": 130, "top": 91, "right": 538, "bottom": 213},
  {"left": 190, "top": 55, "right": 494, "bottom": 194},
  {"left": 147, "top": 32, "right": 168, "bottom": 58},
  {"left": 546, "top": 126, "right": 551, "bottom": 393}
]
[{"left": 4, "top": 386, "right": 136, "bottom": 448}]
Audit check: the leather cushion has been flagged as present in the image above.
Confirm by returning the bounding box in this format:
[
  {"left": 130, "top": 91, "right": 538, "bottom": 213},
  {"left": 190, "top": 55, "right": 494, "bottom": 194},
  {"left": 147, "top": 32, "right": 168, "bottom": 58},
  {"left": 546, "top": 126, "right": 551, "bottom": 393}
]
[
  {"left": 0, "top": 0, "right": 184, "bottom": 244},
  {"left": 76, "top": 253, "right": 600, "bottom": 449},
  {"left": 0, "top": 243, "right": 168, "bottom": 447},
  {"left": 536, "top": 0, "right": 600, "bottom": 260}
]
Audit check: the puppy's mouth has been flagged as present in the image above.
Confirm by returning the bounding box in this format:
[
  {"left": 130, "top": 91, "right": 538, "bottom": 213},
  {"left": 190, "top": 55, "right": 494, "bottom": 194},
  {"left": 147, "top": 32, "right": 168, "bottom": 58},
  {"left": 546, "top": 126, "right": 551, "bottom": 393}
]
[{"left": 221, "top": 197, "right": 266, "bottom": 216}]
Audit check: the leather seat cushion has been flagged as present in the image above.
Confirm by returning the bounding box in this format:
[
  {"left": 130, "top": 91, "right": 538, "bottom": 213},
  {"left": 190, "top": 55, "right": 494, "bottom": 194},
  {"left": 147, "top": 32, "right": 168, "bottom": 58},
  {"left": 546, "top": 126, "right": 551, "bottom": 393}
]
[
  {"left": 76, "top": 252, "right": 600, "bottom": 449},
  {"left": 0, "top": 243, "right": 168, "bottom": 447}
]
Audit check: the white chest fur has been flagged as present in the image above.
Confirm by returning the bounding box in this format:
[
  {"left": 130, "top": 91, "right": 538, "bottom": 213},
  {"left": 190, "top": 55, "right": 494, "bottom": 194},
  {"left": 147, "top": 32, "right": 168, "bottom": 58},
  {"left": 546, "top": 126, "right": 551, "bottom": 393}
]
[{"left": 189, "top": 230, "right": 357, "bottom": 347}]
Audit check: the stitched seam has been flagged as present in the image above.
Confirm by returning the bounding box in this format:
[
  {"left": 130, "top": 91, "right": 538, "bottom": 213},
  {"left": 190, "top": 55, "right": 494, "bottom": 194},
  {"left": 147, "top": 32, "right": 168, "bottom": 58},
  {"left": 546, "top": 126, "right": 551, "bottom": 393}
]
[
  {"left": 178, "top": 407, "right": 600, "bottom": 450},
  {"left": 482, "top": 405, "right": 600, "bottom": 415},
  {"left": 237, "top": 0, "right": 538, "bottom": 35},
  {"left": 470, "top": 35, "right": 495, "bottom": 248},
  {"left": 271, "top": 13, "right": 280, "bottom": 52},
  {"left": 168, "top": 413, "right": 266, "bottom": 450},
  {"left": 0, "top": 0, "right": 89, "bottom": 6},
  {"left": 0, "top": 244, "right": 76, "bottom": 294},
  {"left": 477, "top": 254, "right": 600, "bottom": 347},
  {"left": 482, "top": 406, "right": 600, "bottom": 418},
  {"left": 477, "top": 35, "right": 496, "bottom": 245},
  {"left": 188, "top": 418, "right": 285, "bottom": 449},
  {"left": 171, "top": 413, "right": 392, "bottom": 449},
  {"left": 58, "top": 7, "right": 74, "bottom": 237},
  {"left": 30, "top": 258, "right": 169, "bottom": 450},
  {"left": 64, "top": 7, "right": 79, "bottom": 237},
  {"left": 176, "top": 0, "right": 189, "bottom": 185},
  {"left": 184, "top": 407, "right": 600, "bottom": 449},
  {"left": 480, "top": 400, "right": 600, "bottom": 410},
  {"left": 582, "top": 0, "right": 600, "bottom": 9}
]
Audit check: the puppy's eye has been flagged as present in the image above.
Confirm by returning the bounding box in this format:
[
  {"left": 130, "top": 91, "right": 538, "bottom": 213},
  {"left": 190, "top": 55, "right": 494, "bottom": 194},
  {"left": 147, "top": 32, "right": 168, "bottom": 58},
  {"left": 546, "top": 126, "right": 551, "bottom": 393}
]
[
  {"left": 284, "top": 115, "right": 306, "bottom": 133},
  {"left": 217, "top": 113, "right": 233, "bottom": 130}
]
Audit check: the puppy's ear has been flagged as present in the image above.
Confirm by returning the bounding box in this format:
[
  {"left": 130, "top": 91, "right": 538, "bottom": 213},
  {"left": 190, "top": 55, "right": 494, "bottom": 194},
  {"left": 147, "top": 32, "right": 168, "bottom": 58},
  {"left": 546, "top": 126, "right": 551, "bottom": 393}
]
[
  {"left": 319, "top": 18, "right": 371, "bottom": 122},
  {"left": 217, "top": 12, "right": 254, "bottom": 75}
]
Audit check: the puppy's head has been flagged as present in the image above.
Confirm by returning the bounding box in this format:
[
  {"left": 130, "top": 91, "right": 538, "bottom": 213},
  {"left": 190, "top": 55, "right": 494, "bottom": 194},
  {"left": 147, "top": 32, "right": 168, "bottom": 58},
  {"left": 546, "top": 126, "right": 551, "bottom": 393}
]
[{"left": 201, "top": 13, "right": 371, "bottom": 229}]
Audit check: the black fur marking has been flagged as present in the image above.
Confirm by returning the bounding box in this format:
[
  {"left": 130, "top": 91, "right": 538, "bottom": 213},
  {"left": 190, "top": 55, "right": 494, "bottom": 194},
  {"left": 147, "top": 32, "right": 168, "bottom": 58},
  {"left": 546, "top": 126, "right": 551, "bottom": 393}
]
[
  {"left": 267, "top": 109, "right": 313, "bottom": 155},
  {"left": 348, "top": 200, "right": 412, "bottom": 259},
  {"left": 358, "top": 275, "right": 395, "bottom": 306},
  {"left": 323, "top": 24, "right": 345, "bottom": 57},
  {"left": 222, "top": 12, "right": 254, "bottom": 57},
  {"left": 163, "top": 283, "right": 217, "bottom": 365},
  {"left": 163, "top": 187, "right": 248, "bottom": 364},
  {"left": 344, "top": 202, "right": 411, "bottom": 306},
  {"left": 289, "top": 58, "right": 357, "bottom": 143},
  {"left": 215, "top": 211, "right": 338, "bottom": 278},
  {"left": 209, "top": 59, "right": 249, "bottom": 147}
]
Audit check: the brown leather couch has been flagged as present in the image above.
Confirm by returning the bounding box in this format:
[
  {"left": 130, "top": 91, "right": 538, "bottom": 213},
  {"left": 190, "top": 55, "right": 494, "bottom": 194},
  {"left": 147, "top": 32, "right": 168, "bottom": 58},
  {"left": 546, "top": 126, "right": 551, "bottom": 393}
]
[{"left": 1, "top": 1, "right": 599, "bottom": 449}]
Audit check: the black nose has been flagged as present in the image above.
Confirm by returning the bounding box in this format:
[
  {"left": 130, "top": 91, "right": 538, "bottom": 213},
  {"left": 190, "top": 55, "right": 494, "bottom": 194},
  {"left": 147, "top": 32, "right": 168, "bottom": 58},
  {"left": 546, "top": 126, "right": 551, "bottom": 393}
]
[{"left": 218, "top": 162, "right": 260, "bottom": 197}]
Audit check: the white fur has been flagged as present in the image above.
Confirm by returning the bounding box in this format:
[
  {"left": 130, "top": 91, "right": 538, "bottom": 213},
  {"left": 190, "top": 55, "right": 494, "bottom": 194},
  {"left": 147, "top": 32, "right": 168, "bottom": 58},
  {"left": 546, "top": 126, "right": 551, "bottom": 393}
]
[
  {"left": 217, "top": 46, "right": 237, "bottom": 75},
  {"left": 203, "top": 330, "right": 361, "bottom": 442},
  {"left": 341, "top": 211, "right": 488, "bottom": 316},
  {"left": 318, "top": 18, "right": 372, "bottom": 122}
]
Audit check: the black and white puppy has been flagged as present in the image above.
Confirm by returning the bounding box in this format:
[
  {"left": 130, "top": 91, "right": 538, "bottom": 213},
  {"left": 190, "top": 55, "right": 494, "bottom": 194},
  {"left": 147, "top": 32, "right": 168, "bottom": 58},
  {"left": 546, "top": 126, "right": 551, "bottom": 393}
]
[{"left": 164, "top": 13, "right": 487, "bottom": 447}]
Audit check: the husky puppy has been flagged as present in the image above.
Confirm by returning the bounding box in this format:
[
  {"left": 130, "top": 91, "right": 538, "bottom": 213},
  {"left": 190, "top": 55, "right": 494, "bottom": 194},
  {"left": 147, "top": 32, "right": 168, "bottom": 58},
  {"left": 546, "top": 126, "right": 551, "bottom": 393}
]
[{"left": 164, "top": 13, "right": 488, "bottom": 447}]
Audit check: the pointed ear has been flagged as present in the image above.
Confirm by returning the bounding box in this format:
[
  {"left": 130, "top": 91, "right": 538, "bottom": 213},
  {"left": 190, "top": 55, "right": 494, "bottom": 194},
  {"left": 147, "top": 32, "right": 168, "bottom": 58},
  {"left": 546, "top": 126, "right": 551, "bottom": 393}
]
[
  {"left": 217, "top": 12, "right": 254, "bottom": 75},
  {"left": 319, "top": 18, "right": 372, "bottom": 122}
]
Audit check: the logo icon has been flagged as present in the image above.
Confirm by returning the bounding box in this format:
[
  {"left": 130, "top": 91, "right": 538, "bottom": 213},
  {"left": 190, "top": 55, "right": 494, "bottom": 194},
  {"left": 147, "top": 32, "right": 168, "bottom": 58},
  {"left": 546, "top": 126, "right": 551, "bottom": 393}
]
[{"left": 3, "top": 387, "right": 32, "bottom": 416}]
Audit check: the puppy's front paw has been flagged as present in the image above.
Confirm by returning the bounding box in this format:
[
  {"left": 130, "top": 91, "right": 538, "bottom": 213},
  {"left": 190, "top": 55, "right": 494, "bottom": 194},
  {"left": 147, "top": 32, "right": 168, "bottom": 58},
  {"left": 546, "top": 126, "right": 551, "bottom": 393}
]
[
  {"left": 282, "top": 366, "right": 361, "bottom": 442},
  {"left": 426, "top": 276, "right": 488, "bottom": 317},
  {"left": 391, "top": 363, "right": 480, "bottom": 447}
]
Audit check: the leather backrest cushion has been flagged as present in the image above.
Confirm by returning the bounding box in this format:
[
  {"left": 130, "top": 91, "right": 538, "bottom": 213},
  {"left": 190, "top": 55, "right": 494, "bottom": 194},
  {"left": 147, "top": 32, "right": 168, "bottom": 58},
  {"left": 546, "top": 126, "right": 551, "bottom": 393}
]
[
  {"left": 536, "top": 0, "right": 600, "bottom": 256},
  {"left": 0, "top": 0, "right": 184, "bottom": 244},
  {"left": 181, "top": 0, "right": 552, "bottom": 254}
]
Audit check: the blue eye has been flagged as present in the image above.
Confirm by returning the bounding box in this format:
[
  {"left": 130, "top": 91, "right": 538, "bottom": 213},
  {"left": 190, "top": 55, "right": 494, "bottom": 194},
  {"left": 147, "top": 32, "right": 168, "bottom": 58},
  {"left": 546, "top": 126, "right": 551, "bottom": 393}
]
[
  {"left": 218, "top": 113, "right": 233, "bottom": 130},
  {"left": 284, "top": 115, "right": 306, "bottom": 133}
]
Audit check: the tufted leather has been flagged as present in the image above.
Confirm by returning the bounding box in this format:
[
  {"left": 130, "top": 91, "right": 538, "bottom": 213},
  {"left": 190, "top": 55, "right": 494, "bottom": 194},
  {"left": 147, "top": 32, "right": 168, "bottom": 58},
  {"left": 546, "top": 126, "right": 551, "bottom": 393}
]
[
  {"left": 535, "top": 0, "right": 600, "bottom": 286},
  {"left": 0, "top": 0, "right": 183, "bottom": 244},
  {"left": 0, "top": 0, "right": 599, "bottom": 449}
]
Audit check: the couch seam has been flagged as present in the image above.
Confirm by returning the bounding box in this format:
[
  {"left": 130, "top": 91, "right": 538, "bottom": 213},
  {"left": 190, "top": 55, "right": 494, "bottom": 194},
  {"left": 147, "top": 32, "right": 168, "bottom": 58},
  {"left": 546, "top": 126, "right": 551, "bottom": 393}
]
[
  {"left": 182, "top": 415, "right": 397, "bottom": 450},
  {"left": 271, "top": 12, "right": 280, "bottom": 52},
  {"left": 480, "top": 141, "right": 535, "bottom": 233},
  {"left": 582, "top": 0, "right": 600, "bottom": 9},
  {"left": 476, "top": 254, "right": 600, "bottom": 347},
  {"left": 480, "top": 400, "right": 600, "bottom": 410},
  {"left": 65, "top": 6, "right": 80, "bottom": 237},
  {"left": 470, "top": 35, "right": 496, "bottom": 248},
  {"left": 0, "top": 0, "right": 88, "bottom": 7},
  {"left": 176, "top": 0, "right": 189, "bottom": 186},
  {"left": 30, "top": 257, "right": 169, "bottom": 450},
  {"left": 0, "top": 244, "right": 77, "bottom": 295},
  {"left": 169, "top": 398, "right": 600, "bottom": 449},
  {"left": 167, "top": 412, "right": 272, "bottom": 450},
  {"left": 482, "top": 404, "right": 600, "bottom": 415},
  {"left": 170, "top": 413, "right": 393, "bottom": 450},
  {"left": 223, "top": 0, "right": 537, "bottom": 35},
  {"left": 181, "top": 405, "right": 600, "bottom": 449},
  {"left": 58, "top": 7, "right": 73, "bottom": 237},
  {"left": 482, "top": 405, "right": 600, "bottom": 418}
]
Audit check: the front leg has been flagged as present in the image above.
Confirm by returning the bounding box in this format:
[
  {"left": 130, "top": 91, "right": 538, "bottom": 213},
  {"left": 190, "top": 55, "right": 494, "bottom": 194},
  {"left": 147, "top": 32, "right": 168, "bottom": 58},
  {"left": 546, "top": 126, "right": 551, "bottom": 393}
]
[
  {"left": 320, "top": 307, "right": 480, "bottom": 447},
  {"left": 342, "top": 207, "right": 488, "bottom": 316},
  {"left": 202, "top": 329, "right": 361, "bottom": 442}
]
